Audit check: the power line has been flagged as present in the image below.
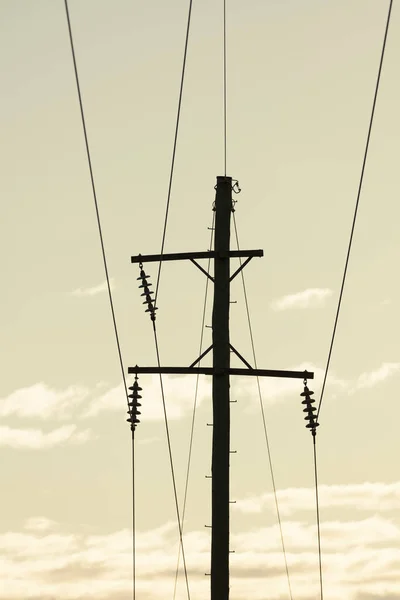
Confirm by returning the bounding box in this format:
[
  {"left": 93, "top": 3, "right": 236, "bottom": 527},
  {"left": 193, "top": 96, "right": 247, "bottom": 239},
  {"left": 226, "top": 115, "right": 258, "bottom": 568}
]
[
  {"left": 173, "top": 217, "right": 215, "bottom": 599},
  {"left": 223, "top": 0, "right": 227, "bottom": 176},
  {"left": 313, "top": 436, "right": 323, "bottom": 600},
  {"left": 152, "top": 323, "right": 191, "bottom": 600},
  {"left": 233, "top": 213, "right": 293, "bottom": 600},
  {"left": 64, "top": 0, "right": 128, "bottom": 401},
  {"left": 154, "top": 0, "right": 194, "bottom": 305},
  {"left": 148, "top": 2, "right": 194, "bottom": 595},
  {"left": 317, "top": 0, "right": 394, "bottom": 419},
  {"left": 64, "top": 2, "right": 134, "bottom": 595},
  {"left": 131, "top": 433, "right": 136, "bottom": 600}
]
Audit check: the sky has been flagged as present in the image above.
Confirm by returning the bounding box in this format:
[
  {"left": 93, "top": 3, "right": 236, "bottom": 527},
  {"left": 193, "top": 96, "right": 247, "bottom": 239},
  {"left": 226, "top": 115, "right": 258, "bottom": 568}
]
[{"left": 0, "top": 0, "right": 399, "bottom": 598}]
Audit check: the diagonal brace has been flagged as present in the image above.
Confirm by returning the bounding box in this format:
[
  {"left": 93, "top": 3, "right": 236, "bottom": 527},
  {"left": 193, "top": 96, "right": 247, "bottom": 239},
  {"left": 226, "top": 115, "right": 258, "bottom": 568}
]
[
  {"left": 229, "top": 256, "right": 252, "bottom": 282},
  {"left": 229, "top": 344, "right": 253, "bottom": 369},
  {"left": 190, "top": 259, "right": 215, "bottom": 282},
  {"left": 189, "top": 344, "right": 214, "bottom": 368}
]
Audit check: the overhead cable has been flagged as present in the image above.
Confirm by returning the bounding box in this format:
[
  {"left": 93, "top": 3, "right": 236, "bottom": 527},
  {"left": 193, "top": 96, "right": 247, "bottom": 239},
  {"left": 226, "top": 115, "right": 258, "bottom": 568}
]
[
  {"left": 64, "top": 2, "right": 135, "bottom": 596},
  {"left": 145, "top": 1, "right": 194, "bottom": 596},
  {"left": 154, "top": 0, "right": 194, "bottom": 305},
  {"left": 152, "top": 323, "right": 191, "bottom": 600},
  {"left": 64, "top": 1, "right": 128, "bottom": 401},
  {"left": 317, "top": 0, "right": 394, "bottom": 419},
  {"left": 223, "top": 0, "right": 227, "bottom": 175},
  {"left": 313, "top": 436, "right": 323, "bottom": 600}
]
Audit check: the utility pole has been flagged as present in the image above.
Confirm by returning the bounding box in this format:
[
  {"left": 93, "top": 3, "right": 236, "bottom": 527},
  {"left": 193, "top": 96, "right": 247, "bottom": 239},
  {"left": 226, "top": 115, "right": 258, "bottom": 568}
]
[
  {"left": 211, "top": 176, "right": 231, "bottom": 599},
  {"left": 129, "top": 175, "right": 314, "bottom": 600}
]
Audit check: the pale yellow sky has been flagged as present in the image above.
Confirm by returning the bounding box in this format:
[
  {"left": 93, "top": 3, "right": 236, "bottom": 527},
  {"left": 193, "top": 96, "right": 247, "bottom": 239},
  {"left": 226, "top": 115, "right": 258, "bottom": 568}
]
[{"left": 0, "top": 1, "right": 399, "bottom": 599}]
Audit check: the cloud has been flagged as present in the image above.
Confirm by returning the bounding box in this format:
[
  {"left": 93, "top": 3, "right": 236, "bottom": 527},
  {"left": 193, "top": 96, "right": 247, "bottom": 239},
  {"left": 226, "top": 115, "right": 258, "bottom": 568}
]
[
  {"left": 0, "top": 377, "right": 210, "bottom": 424},
  {"left": 83, "top": 375, "right": 212, "bottom": 420},
  {"left": 71, "top": 279, "right": 114, "bottom": 297},
  {"left": 1, "top": 359, "right": 394, "bottom": 430},
  {"left": 138, "top": 436, "right": 161, "bottom": 446},
  {"left": 233, "top": 363, "right": 345, "bottom": 408},
  {"left": 271, "top": 288, "right": 333, "bottom": 311},
  {"left": 355, "top": 363, "right": 400, "bottom": 391},
  {"left": 1, "top": 513, "right": 400, "bottom": 599},
  {"left": 0, "top": 383, "right": 90, "bottom": 420},
  {"left": 0, "top": 425, "right": 94, "bottom": 449},
  {"left": 235, "top": 481, "right": 400, "bottom": 516},
  {"left": 24, "top": 518, "right": 57, "bottom": 533}
]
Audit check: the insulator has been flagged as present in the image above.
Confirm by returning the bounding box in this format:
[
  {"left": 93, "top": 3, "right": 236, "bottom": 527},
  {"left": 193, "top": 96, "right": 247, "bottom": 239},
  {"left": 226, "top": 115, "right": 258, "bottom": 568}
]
[
  {"left": 129, "top": 410, "right": 141, "bottom": 419},
  {"left": 127, "top": 410, "right": 140, "bottom": 421},
  {"left": 145, "top": 306, "right": 158, "bottom": 313},
  {"left": 127, "top": 375, "right": 143, "bottom": 430},
  {"left": 137, "top": 270, "right": 150, "bottom": 280},
  {"left": 128, "top": 383, "right": 142, "bottom": 392},
  {"left": 300, "top": 388, "right": 314, "bottom": 397},
  {"left": 128, "top": 399, "right": 142, "bottom": 408},
  {"left": 300, "top": 383, "right": 319, "bottom": 435},
  {"left": 301, "top": 399, "right": 315, "bottom": 406},
  {"left": 128, "top": 386, "right": 142, "bottom": 393},
  {"left": 137, "top": 264, "right": 157, "bottom": 322}
]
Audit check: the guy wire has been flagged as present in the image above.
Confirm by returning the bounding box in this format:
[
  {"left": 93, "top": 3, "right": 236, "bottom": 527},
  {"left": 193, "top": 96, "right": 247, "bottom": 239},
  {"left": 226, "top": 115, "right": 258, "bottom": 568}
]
[
  {"left": 173, "top": 215, "right": 215, "bottom": 599},
  {"left": 233, "top": 213, "right": 293, "bottom": 600}
]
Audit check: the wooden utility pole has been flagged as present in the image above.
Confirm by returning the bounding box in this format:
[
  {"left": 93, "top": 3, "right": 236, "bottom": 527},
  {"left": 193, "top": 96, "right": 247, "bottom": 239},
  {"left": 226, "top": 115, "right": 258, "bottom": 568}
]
[
  {"left": 211, "top": 176, "right": 232, "bottom": 598},
  {"left": 129, "top": 175, "right": 314, "bottom": 600}
]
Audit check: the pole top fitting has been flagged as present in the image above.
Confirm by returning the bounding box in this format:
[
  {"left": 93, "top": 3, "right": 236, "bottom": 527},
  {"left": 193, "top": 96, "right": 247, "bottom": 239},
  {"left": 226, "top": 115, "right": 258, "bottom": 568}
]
[{"left": 216, "top": 175, "right": 232, "bottom": 185}]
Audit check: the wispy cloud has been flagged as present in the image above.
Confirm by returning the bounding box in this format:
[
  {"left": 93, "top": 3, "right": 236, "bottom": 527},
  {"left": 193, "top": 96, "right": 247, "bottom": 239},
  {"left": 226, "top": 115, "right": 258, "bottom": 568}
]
[
  {"left": 71, "top": 279, "right": 114, "bottom": 297},
  {"left": 24, "top": 518, "right": 57, "bottom": 532},
  {"left": 1, "top": 360, "right": 396, "bottom": 430},
  {"left": 0, "top": 425, "right": 94, "bottom": 449},
  {"left": 82, "top": 375, "right": 211, "bottom": 420},
  {"left": 355, "top": 362, "right": 400, "bottom": 391},
  {"left": 271, "top": 288, "right": 333, "bottom": 311},
  {"left": 2, "top": 510, "right": 400, "bottom": 599},
  {"left": 10, "top": 360, "right": 383, "bottom": 427},
  {"left": 235, "top": 481, "right": 400, "bottom": 516},
  {"left": 0, "top": 383, "right": 90, "bottom": 420},
  {"left": 234, "top": 363, "right": 346, "bottom": 408}
]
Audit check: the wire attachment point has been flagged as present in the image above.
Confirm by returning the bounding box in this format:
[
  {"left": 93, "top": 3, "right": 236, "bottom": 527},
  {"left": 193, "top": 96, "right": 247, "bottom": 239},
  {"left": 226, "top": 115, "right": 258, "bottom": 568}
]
[
  {"left": 232, "top": 179, "right": 241, "bottom": 194},
  {"left": 301, "top": 381, "right": 320, "bottom": 437}
]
